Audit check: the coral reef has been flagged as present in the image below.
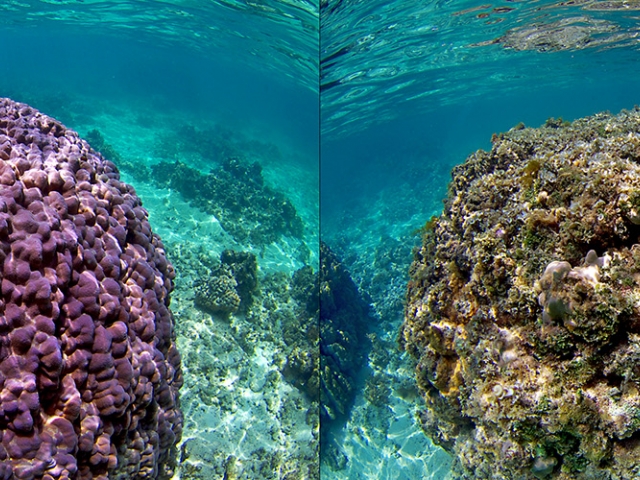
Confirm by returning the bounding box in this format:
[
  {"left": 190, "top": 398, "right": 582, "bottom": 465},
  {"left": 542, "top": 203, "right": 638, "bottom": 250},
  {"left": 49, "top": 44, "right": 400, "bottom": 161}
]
[
  {"left": 220, "top": 249, "right": 259, "bottom": 313},
  {"left": 193, "top": 266, "right": 241, "bottom": 317},
  {"left": 291, "top": 264, "right": 318, "bottom": 317},
  {"left": 151, "top": 157, "right": 304, "bottom": 245},
  {"left": 320, "top": 241, "right": 373, "bottom": 461},
  {"left": 165, "top": 239, "right": 319, "bottom": 479},
  {"left": 363, "top": 372, "right": 392, "bottom": 408},
  {"left": 0, "top": 98, "right": 182, "bottom": 478},
  {"left": 402, "top": 107, "right": 640, "bottom": 479},
  {"left": 282, "top": 265, "right": 319, "bottom": 401},
  {"left": 82, "top": 128, "right": 308, "bottom": 250},
  {"left": 324, "top": 214, "right": 453, "bottom": 477},
  {"left": 338, "top": 233, "right": 413, "bottom": 323},
  {"left": 192, "top": 250, "right": 258, "bottom": 318}
]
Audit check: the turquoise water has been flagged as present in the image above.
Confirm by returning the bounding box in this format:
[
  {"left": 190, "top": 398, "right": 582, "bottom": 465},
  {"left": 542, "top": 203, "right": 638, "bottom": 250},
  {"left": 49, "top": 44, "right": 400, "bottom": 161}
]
[
  {"left": 4, "top": 0, "right": 640, "bottom": 478},
  {"left": 322, "top": 1, "right": 640, "bottom": 479},
  {"left": 0, "top": 1, "right": 320, "bottom": 478}
]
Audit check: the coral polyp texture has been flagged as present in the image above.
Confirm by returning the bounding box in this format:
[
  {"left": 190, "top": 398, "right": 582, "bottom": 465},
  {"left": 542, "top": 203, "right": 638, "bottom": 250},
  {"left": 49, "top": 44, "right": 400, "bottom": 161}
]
[
  {"left": 194, "top": 266, "right": 242, "bottom": 316},
  {"left": 0, "top": 98, "right": 182, "bottom": 479},
  {"left": 401, "top": 109, "right": 640, "bottom": 479}
]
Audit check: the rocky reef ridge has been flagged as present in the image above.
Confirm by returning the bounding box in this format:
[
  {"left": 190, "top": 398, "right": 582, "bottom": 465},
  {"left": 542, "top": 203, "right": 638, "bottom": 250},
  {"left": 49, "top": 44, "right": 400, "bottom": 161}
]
[{"left": 402, "top": 108, "right": 640, "bottom": 479}]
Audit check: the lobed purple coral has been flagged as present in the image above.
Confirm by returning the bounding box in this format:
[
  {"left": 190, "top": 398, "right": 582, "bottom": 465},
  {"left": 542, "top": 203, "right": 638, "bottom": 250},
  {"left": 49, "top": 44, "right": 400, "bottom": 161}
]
[{"left": 0, "top": 98, "right": 182, "bottom": 479}]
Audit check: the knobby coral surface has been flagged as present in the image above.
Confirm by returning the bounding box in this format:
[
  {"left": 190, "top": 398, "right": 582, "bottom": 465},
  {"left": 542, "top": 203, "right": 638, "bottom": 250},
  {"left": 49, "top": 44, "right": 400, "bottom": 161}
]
[
  {"left": 0, "top": 98, "right": 182, "bottom": 479},
  {"left": 194, "top": 266, "right": 241, "bottom": 316},
  {"left": 402, "top": 108, "right": 640, "bottom": 479}
]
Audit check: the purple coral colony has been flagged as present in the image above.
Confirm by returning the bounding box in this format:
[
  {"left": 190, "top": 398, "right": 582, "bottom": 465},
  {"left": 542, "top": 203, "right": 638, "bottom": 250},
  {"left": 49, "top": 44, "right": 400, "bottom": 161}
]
[
  {"left": 0, "top": 98, "right": 181, "bottom": 479},
  {"left": 402, "top": 109, "right": 640, "bottom": 479}
]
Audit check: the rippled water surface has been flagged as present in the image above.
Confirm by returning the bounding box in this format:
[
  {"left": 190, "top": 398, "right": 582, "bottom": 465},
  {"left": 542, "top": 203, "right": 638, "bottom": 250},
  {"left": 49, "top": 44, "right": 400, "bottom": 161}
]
[
  {"left": 2, "top": 0, "right": 318, "bottom": 91},
  {"left": 322, "top": 0, "right": 640, "bottom": 138}
]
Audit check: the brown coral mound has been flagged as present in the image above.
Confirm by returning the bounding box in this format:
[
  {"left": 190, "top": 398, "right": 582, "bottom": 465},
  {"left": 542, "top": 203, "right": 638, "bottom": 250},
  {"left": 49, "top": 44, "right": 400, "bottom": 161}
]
[
  {"left": 401, "top": 108, "right": 640, "bottom": 479},
  {"left": 194, "top": 267, "right": 241, "bottom": 316},
  {"left": 0, "top": 98, "right": 182, "bottom": 479}
]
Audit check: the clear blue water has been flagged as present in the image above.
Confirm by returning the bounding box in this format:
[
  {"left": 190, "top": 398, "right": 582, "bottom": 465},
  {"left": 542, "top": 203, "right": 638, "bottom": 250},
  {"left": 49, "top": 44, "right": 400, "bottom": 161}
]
[
  {"left": 0, "top": 1, "right": 320, "bottom": 478},
  {"left": 321, "top": 0, "right": 640, "bottom": 255},
  {"left": 321, "top": 0, "right": 640, "bottom": 245},
  {"left": 322, "top": 1, "right": 640, "bottom": 479},
  {"left": 0, "top": 13, "right": 318, "bottom": 159},
  {"left": 321, "top": 0, "right": 640, "bottom": 137},
  {"left": 0, "top": 0, "right": 317, "bottom": 90},
  {"left": 5, "top": 0, "right": 640, "bottom": 478}
]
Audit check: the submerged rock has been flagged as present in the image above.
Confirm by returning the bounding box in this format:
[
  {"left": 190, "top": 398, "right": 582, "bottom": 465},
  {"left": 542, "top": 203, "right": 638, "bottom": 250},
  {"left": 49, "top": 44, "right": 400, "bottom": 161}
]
[
  {"left": 320, "top": 242, "right": 373, "bottom": 463},
  {"left": 194, "top": 266, "right": 241, "bottom": 316},
  {"left": 402, "top": 107, "right": 640, "bottom": 479}
]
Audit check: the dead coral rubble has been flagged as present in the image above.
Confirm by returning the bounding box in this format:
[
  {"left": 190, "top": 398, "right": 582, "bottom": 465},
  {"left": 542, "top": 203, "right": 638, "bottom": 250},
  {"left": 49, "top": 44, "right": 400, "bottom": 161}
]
[{"left": 402, "top": 107, "right": 640, "bottom": 479}]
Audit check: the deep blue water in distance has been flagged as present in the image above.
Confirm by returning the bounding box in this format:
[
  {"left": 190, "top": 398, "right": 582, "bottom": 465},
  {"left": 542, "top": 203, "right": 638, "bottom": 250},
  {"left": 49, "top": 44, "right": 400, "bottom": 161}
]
[
  {"left": 321, "top": 76, "right": 640, "bottom": 230},
  {"left": 0, "top": 29, "right": 318, "bottom": 161}
]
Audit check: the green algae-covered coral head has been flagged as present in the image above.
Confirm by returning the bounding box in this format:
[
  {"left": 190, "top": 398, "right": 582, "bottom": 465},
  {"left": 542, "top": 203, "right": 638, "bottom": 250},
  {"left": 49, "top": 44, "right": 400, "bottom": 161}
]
[
  {"left": 536, "top": 250, "right": 623, "bottom": 343},
  {"left": 401, "top": 108, "right": 640, "bottom": 480},
  {"left": 194, "top": 266, "right": 241, "bottom": 316}
]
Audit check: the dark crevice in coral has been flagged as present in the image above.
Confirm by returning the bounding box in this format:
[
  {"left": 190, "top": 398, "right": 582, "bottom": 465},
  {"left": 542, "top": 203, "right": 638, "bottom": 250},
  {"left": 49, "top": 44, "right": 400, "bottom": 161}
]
[
  {"left": 618, "top": 433, "right": 640, "bottom": 452},
  {"left": 585, "top": 220, "right": 640, "bottom": 255},
  {"left": 602, "top": 371, "right": 624, "bottom": 390},
  {"left": 623, "top": 222, "right": 640, "bottom": 249}
]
